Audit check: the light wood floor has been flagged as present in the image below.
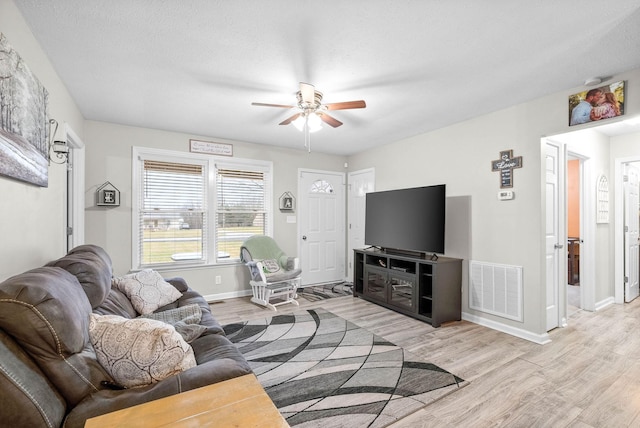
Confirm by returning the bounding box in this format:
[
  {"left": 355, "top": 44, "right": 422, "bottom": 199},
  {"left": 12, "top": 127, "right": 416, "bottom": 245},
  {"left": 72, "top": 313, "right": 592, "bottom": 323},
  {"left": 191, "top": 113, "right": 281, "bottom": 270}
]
[{"left": 210, "top": 294, "right": 640, "bottom": 427}]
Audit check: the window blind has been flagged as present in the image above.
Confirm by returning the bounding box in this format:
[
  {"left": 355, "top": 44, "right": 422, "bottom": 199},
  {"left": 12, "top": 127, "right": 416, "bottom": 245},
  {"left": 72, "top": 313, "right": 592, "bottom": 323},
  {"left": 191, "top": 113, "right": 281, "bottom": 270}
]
[
  {"left": 139, "top": 160, "right": 206, "bottom": 265},
  {"left": 216, "top": 168, "right": 267, "bottom": 258}
]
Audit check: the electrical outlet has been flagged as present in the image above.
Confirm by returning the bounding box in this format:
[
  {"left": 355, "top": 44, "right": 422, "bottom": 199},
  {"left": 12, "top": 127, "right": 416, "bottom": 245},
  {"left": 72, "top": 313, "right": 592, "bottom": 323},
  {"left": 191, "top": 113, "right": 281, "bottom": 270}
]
[{"left": 215, "top": 275, "right": 222, "bottom": 285}]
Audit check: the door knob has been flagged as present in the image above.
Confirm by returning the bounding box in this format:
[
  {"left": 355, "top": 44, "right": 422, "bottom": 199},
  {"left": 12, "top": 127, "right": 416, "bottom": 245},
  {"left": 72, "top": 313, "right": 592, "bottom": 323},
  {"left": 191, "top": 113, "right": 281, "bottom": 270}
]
[
  {"left": 554, "top": 243, "right": 564, "bottom": 249},
  {"left": 302, "top": 235, "right": 307, "bottom": 240}
]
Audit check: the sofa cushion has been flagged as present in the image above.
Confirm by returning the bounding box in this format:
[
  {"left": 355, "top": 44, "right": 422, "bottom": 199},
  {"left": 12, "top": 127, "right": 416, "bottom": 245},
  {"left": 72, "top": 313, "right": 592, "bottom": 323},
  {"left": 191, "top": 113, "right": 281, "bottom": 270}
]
[
  {"left": 94, "top": 287, "right": 138, "bottom": 319},
  {"left": 0, "top": 267, "right": 111, "bottom": 407},
  {"left": 46, "top": 250, "right": 112, "bottom": 309},
  {"left": 113, "top": 270, "right": 182, "bottom": 315},
  {"left": 89, "top": 314, "right": 196, "bottom": 388}
]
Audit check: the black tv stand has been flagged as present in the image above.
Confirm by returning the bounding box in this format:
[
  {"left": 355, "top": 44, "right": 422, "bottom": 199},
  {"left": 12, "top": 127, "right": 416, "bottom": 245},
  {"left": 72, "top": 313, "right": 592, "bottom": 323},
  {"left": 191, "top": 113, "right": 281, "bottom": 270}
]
[{"left": 353, "top": 249, "right": 462, "bottom": 327}]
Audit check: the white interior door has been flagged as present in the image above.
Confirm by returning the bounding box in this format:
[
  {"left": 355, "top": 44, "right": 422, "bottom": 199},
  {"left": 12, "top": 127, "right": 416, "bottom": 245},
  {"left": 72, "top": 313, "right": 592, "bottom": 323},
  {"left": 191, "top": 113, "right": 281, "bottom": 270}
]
[
  {"left": 347, "top": 168, "right": 374, "bottom": 282},
  {"left": 545, "top": 141, "right": 565, "bottom": 331},
  {"left": 624, "top": 164, "right": 640, "bottom": 302},
  {"left": 299, "top": 170, "right": 346, "bottom": 285}
]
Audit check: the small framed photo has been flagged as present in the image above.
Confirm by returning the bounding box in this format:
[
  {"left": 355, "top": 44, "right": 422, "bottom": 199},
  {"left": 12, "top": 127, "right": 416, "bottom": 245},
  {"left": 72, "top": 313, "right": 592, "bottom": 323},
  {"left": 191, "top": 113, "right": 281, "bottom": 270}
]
[{"left": 569, "top": 80, "right": 625, "bottom": 126}]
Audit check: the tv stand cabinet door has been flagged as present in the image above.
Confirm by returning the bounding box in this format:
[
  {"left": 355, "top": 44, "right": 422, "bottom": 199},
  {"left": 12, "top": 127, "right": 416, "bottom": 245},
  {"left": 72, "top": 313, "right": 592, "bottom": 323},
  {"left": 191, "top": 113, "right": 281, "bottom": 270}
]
[
  {"left": 388, "top": 271, "right": 416, "bottom": 312},
  {"left": 363, "top": 266, "right": 388, "bottom": 303}
]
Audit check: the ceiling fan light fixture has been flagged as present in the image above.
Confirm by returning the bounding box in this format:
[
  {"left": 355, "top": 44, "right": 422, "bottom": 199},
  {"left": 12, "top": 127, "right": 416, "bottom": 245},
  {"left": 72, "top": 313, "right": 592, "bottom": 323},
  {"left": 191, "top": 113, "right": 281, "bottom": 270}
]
[
  {"left": 292, "top": 115, "right": 306, "bottom": 131},
  {"left": 308, "top": 113, "right": 322, "bottom": 133}
]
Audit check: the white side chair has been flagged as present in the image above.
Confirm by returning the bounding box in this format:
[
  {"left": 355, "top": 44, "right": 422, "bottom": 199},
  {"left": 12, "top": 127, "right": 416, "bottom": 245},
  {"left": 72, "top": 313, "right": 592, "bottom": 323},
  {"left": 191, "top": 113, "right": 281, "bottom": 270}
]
[{"left": 240, "top": 235, "right": 302, "bottom": 311}]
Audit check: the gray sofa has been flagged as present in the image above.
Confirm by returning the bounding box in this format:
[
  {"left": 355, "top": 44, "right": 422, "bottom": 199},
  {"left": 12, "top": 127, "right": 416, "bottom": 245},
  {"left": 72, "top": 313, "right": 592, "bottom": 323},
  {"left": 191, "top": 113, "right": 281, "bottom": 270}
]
[{"left": 0, "top": 244, "right": 251, "bottom": 428}]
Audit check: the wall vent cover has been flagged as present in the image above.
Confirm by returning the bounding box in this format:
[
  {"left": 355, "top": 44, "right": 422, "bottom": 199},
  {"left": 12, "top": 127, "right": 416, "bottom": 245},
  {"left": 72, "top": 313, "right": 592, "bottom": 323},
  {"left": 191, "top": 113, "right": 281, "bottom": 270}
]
[{"left": 469, "top": 260, "right": 523, "bottom": 322}]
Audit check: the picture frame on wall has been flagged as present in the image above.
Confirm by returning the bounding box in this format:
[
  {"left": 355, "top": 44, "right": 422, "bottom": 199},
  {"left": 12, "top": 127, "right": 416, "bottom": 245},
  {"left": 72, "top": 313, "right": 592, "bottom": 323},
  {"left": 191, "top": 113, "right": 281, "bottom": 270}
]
[{"left": 569, "top": 80, "right": 625, "bottom": 127}]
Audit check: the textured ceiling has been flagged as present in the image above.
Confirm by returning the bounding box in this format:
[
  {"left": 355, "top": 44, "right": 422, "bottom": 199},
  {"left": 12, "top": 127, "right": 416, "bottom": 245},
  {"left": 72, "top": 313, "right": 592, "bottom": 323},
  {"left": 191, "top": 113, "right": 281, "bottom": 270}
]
[{"left": 14, "top": 0, "right": 640, "bottom": 155}]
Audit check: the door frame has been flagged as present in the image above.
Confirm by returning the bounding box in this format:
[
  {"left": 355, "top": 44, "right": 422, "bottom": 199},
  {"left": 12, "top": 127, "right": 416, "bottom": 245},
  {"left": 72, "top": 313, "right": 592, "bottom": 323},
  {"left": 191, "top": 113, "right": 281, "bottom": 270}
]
[
  {"left": 615, "top": 156, "right": 640, "bottom": 303},
  {"left": 544, "top": 139, "right": 596, "bottom": 330},
  {"left": 347, "top": 168, "right": 375, "bottom": 282},
  {"left": 64, "top": 123, "right": 85, "bottom": 251}
]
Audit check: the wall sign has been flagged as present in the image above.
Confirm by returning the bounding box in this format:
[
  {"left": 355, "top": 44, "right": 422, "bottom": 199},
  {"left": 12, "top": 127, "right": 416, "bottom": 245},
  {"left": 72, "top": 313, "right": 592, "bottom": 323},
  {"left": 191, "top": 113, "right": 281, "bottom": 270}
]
[
  {"left": 596, "top": 174, "right": 609, "bottom": 223},
  {"left": 491, "top": 149, "right": 523, "bottom": 189},
  {"left": 189, "top": 139, "right": 233, "bottom": 156}
]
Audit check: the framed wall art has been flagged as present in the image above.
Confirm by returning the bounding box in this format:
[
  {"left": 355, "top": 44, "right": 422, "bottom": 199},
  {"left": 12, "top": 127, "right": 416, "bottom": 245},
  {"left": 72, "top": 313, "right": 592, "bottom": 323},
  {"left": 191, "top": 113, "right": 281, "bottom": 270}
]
[
  {"left": 0, "top": 33, "right": 49, "bottom": 187},
  {"left": 569, "top": 80, "right": 625, "bottom": 127}
]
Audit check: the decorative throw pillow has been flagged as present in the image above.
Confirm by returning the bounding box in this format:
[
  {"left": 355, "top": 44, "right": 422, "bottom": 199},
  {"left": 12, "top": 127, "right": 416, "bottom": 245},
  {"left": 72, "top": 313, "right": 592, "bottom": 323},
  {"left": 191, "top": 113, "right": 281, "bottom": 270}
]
[
  {"left": 139, "top": 304, "right": 207, "bottom": 343},
  {"left": 112, "top": 269, "right": 182, "bottom": 315},
  {"left": 261, "top": 259, "right": 281, "bottom": 275},
  {"left": 89, "top": 313, "right": 196, "bottom": 388}
]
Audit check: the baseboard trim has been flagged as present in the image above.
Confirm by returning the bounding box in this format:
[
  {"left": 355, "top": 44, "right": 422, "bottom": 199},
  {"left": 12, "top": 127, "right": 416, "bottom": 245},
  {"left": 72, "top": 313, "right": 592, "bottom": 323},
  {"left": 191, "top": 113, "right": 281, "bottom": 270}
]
[
  {"left": 462, "top": 312, "right": 551, "bottom": 345},
  {"left": 203, "top": 289, "right": 252, "bottom": 303},
  {"left": 595, "top": 296, "right": 615, "bottom": 311}
]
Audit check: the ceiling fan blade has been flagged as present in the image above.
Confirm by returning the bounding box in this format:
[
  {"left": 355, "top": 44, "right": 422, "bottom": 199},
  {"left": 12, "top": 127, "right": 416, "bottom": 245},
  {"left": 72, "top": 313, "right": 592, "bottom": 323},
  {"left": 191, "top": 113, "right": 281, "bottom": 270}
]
[
  {"left": 279, "top": 113, "right": 301, "bottom": 125},
  {"left": 300, "top": 82, "right": 315, "bottom": 104},
  {"left": 251, "top": 102, "right": 294, "bottom": 108},
  {"left": 319, "top": 113, "right": 343, "bottom": 128},
  {"left": 325, "top": 100, "right": 367, "bottom": 110}
]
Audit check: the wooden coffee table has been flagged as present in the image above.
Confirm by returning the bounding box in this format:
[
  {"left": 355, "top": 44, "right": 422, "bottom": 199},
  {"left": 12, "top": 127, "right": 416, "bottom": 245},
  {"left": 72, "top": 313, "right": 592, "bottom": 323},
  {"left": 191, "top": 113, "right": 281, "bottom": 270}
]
[{"left": 85, "top": 374, "right": 288, "bottom": 427}]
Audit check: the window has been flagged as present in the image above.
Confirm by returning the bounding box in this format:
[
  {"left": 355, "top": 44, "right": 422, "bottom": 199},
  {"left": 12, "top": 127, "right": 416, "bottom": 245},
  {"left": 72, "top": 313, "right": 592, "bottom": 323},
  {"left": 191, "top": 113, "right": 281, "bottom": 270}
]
[{"left": 133, "top": 147, "right": 272, "bottom": 269}]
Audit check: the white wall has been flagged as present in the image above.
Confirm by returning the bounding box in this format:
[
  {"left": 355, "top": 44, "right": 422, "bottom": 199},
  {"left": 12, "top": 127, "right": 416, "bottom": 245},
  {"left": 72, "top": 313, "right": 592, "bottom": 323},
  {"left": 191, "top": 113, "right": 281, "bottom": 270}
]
[
  {"left": 83, "top": 120, "right": 347, "bottom": 298},
  {"left": 3, "top": 0, "right": 640, "bottom": 340},
  {"left": 348, "top": 69, "right": 640, "bottom": 338},
  {"left": 0, "top": 0, "right": 84, "bottom": 281}
]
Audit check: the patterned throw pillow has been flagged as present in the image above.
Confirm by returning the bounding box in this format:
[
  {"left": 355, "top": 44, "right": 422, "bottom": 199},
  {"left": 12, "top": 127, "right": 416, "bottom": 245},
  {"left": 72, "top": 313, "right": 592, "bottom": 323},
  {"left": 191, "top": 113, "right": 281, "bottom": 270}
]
[
  {"left": 113, "top": 269, "right": 182, "bottom": 315},
  {"left": 89, "top": 314, "right": 196, "bottom": 388},
  {"left": 261, "top": 259, "right": 281, "bottom": 275}
]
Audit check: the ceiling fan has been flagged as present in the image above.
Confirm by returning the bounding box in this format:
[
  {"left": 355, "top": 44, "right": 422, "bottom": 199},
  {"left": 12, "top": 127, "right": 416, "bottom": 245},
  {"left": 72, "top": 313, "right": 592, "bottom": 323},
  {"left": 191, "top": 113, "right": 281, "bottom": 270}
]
[{"left": 251, "top": 82, "right": 366, "bottom": 131}]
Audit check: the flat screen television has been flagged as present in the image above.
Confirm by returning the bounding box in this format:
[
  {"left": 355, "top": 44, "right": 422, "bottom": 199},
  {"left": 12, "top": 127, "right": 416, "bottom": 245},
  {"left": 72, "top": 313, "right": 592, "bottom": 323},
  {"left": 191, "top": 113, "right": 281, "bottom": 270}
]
[{"left": 364, "top": 184, "right": 446, "bottom": 255}]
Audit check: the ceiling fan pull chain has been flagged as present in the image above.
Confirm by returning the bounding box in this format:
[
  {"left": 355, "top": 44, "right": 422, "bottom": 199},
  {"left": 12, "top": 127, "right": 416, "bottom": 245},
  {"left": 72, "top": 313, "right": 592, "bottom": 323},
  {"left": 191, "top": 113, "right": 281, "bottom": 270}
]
[{"left": 304, "top": 115, "right": 311, "bottom": 152}]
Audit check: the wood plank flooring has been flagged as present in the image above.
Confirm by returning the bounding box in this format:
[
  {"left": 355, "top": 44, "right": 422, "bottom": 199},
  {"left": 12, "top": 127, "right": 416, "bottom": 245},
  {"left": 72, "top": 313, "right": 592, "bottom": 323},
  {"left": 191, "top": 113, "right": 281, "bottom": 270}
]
[{"left": 210, "top": 293, "right": 640, "bottom": 427}]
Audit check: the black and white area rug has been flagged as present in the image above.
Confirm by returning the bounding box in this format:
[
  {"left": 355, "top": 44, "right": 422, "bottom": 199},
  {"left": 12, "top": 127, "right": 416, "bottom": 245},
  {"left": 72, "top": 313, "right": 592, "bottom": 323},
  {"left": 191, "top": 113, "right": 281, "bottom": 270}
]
[
  {"left": 223, "top": 308, "right": 467, "bottom": 427},
  {"left": 298, "top": 282, "right": 353, "bottom": 301}
]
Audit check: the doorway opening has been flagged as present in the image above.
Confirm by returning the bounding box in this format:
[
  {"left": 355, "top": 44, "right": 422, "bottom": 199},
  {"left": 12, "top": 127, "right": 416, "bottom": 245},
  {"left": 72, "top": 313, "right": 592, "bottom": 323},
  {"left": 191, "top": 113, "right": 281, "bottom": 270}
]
[{"left": 566, "top": 155, "right": 582, "bottom": 317}]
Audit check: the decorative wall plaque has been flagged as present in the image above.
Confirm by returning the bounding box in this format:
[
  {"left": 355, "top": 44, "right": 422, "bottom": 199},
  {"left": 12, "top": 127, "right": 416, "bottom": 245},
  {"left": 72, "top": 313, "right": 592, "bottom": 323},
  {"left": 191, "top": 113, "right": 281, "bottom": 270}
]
[
  {"left": 189, "top": 139, "right": 233, "bottom": 156},
  {"left": 96, "top": 181, "right": 120, "bottom": 206},
  {"left": 491, "top": 149, "right": 523, "bottom": 189}
]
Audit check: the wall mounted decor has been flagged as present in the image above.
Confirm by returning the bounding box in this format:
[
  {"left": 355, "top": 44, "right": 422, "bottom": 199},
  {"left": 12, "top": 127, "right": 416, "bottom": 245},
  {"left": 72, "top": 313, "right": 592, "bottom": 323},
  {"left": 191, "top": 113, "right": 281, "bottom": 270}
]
[
  {"left": 279, "top": 191, "right": 295, "bottom": 211},
  {"left": 189, "top": 139, "right": 233, "bottom": 156},
  {"left": 596, "top": 174, "right": 609, "bottom": 223},
  {"left": 0, "top": 33, "right": 49, "bottom": 187},
  {"left": 491, "top": 149, "right": 523, "bottom": 189},
  {"left": 96, "top": 181, "right": 121, "bottom": 207},
  {"left": 569, "top": 80, "right": 625, "bottom": 126}
]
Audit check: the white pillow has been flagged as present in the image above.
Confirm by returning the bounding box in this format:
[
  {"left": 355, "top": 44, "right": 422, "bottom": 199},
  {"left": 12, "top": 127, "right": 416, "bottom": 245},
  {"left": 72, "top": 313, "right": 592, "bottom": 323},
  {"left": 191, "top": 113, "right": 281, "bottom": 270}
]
[
  {"left": 89, "top": 313, "right": 196, "bottom": 388},
  {"left": 113, "top": 269, "right": 182, "bottom": 315}
]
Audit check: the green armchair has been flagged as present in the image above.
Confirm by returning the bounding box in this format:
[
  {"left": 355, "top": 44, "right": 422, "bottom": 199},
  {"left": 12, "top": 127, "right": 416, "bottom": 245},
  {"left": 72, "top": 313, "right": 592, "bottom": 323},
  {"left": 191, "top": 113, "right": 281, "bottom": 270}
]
[{"left": 240, "top": 235, "right": 302, "bottom": 311}]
